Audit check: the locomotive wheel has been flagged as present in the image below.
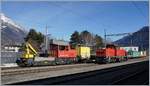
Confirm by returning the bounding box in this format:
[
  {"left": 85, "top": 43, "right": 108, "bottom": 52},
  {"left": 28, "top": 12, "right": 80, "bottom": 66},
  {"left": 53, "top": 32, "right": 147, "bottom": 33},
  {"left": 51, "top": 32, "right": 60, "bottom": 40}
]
[
  {"left": 17, "top": 62, "right": 26, "bottom": 67},
  {"left": 115, "top": 58, "right": 120, "bottom": 62}
]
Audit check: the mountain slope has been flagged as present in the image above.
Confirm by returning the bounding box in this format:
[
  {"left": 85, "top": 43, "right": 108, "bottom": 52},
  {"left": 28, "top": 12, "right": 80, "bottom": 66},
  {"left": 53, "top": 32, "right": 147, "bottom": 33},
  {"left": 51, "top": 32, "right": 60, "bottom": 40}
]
[
  {"left": 115, "top": 26, "right": 149, "bottom": 51},
  {"left": 1, "top": 13, "right": 27, "bottom": 47}
]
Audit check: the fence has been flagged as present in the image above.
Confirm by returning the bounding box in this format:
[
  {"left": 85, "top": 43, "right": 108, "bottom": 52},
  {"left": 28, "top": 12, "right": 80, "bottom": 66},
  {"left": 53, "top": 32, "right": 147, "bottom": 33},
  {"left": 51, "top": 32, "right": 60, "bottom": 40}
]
[{"left": 1, "top": 52, "right": 22, "bottom": 64}]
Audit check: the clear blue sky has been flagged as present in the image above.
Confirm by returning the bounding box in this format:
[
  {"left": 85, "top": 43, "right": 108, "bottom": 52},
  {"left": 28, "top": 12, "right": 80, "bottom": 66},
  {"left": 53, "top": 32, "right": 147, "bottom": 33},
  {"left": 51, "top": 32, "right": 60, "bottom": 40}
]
[{"left": 2, "top": 1, "right": 149, "bottom": 41}]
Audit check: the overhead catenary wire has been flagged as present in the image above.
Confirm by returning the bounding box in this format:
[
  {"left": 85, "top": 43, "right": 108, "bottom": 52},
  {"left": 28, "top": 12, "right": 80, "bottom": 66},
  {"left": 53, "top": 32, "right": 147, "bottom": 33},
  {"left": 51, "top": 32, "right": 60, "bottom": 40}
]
[
  {"left": 50, "top": 3, "right": 146, "bottom": 45},
  {"left": 131, "top": 1, "right": 147, "bottom": 19},
  {"left": 51, "top": 3, "right": 109, "bottom": 30},
  {"left": 51, "top": 3, "right": 112, "bottom": 46}
]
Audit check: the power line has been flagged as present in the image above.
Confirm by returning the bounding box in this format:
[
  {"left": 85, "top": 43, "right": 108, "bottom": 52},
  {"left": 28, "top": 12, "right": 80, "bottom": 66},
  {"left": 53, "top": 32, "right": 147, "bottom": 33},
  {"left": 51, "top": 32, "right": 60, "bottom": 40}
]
[
  {"left": 131, "top": 1, "right": 147, "bottom": 19},
  {"left": 106, "top": 32, "right": 132, "bottom": 36},
  {"left": 51, "top": 3, "right": 109, "bottom": 29}
]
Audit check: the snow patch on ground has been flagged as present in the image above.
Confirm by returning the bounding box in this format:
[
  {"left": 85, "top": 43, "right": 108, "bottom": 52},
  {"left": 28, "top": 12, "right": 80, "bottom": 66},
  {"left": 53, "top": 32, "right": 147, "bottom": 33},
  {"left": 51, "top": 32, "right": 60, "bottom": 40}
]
[{"left": 1, "top": 63, "right": 18, "bottom": 68}]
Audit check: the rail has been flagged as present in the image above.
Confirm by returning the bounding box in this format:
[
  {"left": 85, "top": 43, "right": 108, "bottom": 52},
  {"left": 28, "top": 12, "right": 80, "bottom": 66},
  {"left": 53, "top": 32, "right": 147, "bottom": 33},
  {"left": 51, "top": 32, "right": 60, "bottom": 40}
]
[{"left": 1, "top": 63, "right": 96, "bottom": 76}]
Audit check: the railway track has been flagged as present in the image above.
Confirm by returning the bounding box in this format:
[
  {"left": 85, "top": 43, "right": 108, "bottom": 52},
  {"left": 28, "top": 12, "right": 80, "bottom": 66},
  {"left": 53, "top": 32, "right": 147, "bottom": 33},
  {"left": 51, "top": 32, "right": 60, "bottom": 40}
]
[
  {"left": 9, "top": 61, "right": 148, "bottom": 85},
  {"left": 1, "top": 63, "right": 97, "bottom": 76},
  {"left": 2, "top": 57, "right": 147, "bottom": 76},
  {"left": 2, "top": 57, "right": 147, "bottom": 70},
  {"left": 111, "top": 69, "right": 149, "bottom": 85},
  {"left": 50, "top": 61, "right": 149, "bottom": 85}
]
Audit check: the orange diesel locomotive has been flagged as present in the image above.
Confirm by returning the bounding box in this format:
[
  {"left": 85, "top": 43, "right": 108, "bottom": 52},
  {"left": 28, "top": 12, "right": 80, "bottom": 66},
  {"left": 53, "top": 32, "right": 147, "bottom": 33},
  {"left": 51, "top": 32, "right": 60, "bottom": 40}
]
[{"left": 95, "top": 44, "right": 127, "bottom": 63}]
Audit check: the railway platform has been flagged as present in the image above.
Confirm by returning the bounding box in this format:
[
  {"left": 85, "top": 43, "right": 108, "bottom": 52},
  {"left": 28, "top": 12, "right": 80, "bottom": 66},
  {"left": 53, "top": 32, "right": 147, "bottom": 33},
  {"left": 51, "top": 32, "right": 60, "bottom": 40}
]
[{"left": 1, "top": 57, "right": 149, "bottom": 85}]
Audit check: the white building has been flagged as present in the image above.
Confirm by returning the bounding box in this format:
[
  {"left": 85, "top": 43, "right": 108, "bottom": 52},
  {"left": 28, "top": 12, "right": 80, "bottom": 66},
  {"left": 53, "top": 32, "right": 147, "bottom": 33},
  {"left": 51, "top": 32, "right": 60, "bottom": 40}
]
[
  {"left": 4, "top": 45, "right": 20, "bottom": 52},
  {"left": 120, "top": 46, "right": 139, "bottom": 52}
]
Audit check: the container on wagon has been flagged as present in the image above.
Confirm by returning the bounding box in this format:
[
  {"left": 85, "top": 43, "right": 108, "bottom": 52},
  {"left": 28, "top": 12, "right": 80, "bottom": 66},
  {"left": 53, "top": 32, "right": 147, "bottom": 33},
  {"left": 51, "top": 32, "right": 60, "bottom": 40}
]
[
  {"left": 76, "top": 46, "right": 90, "bottom": 60},
  {"left": 120, "top": 46, "right": 139, "bottom": 52},
  {"left": 127, "top": 50, "right": 140, "bottom": 58},
  {"left": 140, "top": 51, "right": 147, "bottom": 57}
]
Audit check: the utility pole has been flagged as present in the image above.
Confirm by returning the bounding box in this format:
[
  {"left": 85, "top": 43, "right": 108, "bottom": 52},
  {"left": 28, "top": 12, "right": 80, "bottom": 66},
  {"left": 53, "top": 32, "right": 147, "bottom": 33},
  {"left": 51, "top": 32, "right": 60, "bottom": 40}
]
[
  {"left": 104, "top": 29, "right": 107, "bottom": 48},
  {"left": 45, "top": 25, "right": 48, "bottom": 54},
  {"left": 130, "top": 34, "right": 133, "bottom": 46}
]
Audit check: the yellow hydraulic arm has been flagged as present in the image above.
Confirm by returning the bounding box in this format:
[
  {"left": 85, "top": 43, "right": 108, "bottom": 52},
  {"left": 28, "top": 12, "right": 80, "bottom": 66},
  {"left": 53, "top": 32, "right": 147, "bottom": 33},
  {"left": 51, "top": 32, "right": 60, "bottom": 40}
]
[{"left": 22, "top": 42, "right": 38, "bottom": 59}]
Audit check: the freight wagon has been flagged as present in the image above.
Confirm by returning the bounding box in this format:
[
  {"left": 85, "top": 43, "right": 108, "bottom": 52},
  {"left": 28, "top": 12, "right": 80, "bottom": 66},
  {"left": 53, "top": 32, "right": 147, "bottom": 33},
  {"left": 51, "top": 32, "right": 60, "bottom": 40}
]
[
  {"left": 127, "top": 50, "right": 147, "bottom": 58},
  {"left": 16, "top": 40, "right": 92, "bottom": 66},
  {"left": 139, "top": 51, "right": 147, "bottom": 57},
  {"left": 120, "top": 45, "right": 147, "bottom": 59},
  {"left": 120, "top": 46, "right": 139, "bottom": 52},
  {"left": 127, "top": 50, "right": 140, "bottom": 58}
]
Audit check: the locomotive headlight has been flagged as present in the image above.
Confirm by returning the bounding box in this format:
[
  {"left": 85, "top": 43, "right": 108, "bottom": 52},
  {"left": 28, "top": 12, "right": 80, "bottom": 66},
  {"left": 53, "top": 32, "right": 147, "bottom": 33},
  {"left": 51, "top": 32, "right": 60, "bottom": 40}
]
[
  {"left": 93, "top": 59, "right": 96, "bottom": 62},
  {"left": 44, "top": 61, "right": 48, "bottom": 64}
]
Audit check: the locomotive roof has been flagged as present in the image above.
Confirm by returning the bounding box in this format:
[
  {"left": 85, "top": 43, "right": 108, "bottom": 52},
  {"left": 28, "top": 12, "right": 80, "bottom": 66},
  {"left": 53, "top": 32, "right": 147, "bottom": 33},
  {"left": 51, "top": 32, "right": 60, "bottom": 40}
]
[{"left": 50, "top": 39, "right": 69, "bottom": 46}]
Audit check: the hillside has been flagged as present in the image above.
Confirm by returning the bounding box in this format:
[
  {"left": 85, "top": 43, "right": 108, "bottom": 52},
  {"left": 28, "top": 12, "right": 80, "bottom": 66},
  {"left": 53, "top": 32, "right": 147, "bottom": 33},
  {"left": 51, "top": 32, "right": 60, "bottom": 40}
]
[
  {"left": 115, "top": 26, "right": 149, "bottom": 51},
  {"left": 1, "top": 13, "right": 27, "bottom": 48}
]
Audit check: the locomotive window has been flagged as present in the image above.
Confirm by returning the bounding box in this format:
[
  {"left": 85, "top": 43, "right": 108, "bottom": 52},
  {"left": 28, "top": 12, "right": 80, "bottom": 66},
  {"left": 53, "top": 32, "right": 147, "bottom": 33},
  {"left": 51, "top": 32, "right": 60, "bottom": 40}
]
[
  {"left": 70, "top": 45, "right": 75, "bottom": 49},
  {"left": 50, "top": 45, "right": 58, "bottom": 50},
  {"left": 66, "top": 47, "right": 69, "bottom": 51},
  {"left": 59, "top": 46, "right": 65, "bottom": 50}
]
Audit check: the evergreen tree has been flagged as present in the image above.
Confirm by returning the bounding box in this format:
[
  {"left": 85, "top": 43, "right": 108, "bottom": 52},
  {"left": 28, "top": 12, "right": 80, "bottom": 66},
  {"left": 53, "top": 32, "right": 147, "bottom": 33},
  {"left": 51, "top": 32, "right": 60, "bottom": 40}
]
[
  {"left": 24, "top": 28, "right": 44, "bottom": 50},
  {"left": 94, "top": 34, "right": 103, "bottom": 48},
  {"left": 70, "top": 31, "right": 80, "bottom": 47},
  {"left": 25, "top": 29, "right": 37, "bottom": 41},
  {"left": 80, "top": 30, "right": 93, "bottom": 46},
  {"left": 70, "top": 30, "right": 104, "bottom": 48},
  {"left": 36, "top": 32, "right": 44, "bottom": 44}
]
